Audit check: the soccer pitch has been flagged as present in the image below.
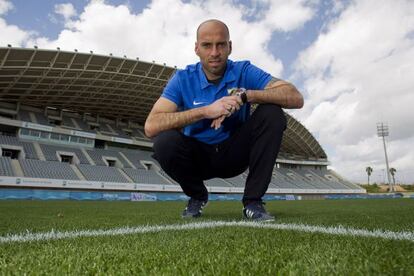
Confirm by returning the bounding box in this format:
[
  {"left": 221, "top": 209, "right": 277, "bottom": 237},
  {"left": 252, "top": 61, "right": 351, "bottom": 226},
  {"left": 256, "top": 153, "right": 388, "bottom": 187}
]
[{"left": 0, "top": 199, "right": 413, "bottom": 274}]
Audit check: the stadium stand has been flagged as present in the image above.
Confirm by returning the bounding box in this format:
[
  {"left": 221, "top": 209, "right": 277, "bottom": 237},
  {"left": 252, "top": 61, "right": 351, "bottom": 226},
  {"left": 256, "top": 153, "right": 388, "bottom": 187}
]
[
  {"left": 77, "top": 164, "right": 128, "bottom": 183},
  {"left": 119, "top": 149, "right": 148, "bottom": 169},
  {"left": 206, "top": 178, "right": 233, "bottom": 187},
  {"left": 281, "top": 168, "right": 322, "bottom": 189},
  {"left": 131, "top": 129, "right": 147, "bottom": 139},
  {"left": 0, "top": 130, "right": 359, "bottom": 192},
  {"left": 61, "top": 116, "right": 77, "bottom": 129},
  {"left": 327, "top": 169, "right": 362, "bottom": 189},
  {"left": 304, "top": 169, "right": 346, "bottom": 189},
  {"left": 85, "top": 148, "right": 130, "bottom": 167},
  {"left": 18, "top": 110, "right": 33, "bottom": 123},
  {"left": 0, "top": 47, "right": 364, "bottom": 195},
  {"left": 224, "top": 175, "right": 246, "bottom": 187},
  {"left": 123, "top": 168, "right": 171, "bottom": 185},
  {"left": 291, "top": 169, "right": 332, "bottom": 189},
  {"left": 270, "top": 171, "right": 302, "bottom": 189},
  {"left": 72, "top": 117, "right": 95, "bottom": 133},
  {"left": 157, "top": 169, "right": 178, "bottom": 185},
  {"left": 0, "top": 135, "right": 38, "bottom": 159},
  {"left": 96, "top": 122, "right": 113, "bottom": 134},
  {"left": 39, "top": 143, "right": 90, "bottom": 164},
  {"left": 33, "top": 112, "right": 51, "bottom": 126},
  {"left": 109, "top": 124, "right": 131, "bottom": 138},
  {"left": 20, "top": 159, "right": 79, "bottom": 180},
  {"left": 0, "top": 157, "right": 14, "bottom": 176}
]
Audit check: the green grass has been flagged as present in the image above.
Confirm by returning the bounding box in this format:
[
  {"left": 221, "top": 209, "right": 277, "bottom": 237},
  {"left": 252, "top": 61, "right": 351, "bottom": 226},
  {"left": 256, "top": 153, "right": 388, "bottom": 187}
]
[{"left": 0, "top": 199, "right": 413, "bottom": 275}]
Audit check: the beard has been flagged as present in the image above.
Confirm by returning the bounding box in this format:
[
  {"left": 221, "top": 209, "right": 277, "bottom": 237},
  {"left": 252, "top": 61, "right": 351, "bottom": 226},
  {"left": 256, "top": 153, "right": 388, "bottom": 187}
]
[{"left": 203, "top": 59, "right": 227, "bottom": 79}]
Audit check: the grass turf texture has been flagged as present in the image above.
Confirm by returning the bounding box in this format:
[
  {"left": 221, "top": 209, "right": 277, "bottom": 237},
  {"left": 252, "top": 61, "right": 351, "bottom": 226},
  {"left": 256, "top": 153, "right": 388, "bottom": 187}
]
[{"left": 0, "top": 199, "right": 413, "bottom": 275}]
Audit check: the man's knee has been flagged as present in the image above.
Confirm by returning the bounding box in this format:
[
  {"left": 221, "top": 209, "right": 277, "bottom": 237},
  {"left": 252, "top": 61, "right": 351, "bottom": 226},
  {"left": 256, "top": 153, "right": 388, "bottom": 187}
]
[
  {"left": 152, "top": 130, "right": 184, "bottom": 163},
  {"left": 253, "top": 104, "right": 287, "bottom": 131}
]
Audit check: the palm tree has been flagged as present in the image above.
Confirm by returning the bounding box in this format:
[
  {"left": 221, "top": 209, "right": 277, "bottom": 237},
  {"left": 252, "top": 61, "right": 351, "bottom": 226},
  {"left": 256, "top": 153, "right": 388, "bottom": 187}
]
[
  {"left": 366, "top": 166, "right": 373, "bottom": 185},
  {"left": 389, "top": 168, "right": 397, "bottom": 185}
]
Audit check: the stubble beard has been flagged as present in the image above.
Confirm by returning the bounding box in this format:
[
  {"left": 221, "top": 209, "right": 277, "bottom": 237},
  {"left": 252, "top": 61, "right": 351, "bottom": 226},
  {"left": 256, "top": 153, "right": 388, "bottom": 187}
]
[{"left": 203, "top": 61, "right": 226, "bottom": 80}]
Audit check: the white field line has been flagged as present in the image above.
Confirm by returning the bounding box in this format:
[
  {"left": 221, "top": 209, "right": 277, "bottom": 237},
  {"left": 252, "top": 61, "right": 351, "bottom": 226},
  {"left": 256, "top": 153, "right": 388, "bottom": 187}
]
[{"left": 1, "top": 221, "right": 413, "bottom": 244}]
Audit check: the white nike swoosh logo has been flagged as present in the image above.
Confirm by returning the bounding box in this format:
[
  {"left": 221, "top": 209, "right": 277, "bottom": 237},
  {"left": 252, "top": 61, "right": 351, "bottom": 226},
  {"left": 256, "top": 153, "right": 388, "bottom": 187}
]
[{"left": 193, "top": 101, "right": 206, "bottom": 105}]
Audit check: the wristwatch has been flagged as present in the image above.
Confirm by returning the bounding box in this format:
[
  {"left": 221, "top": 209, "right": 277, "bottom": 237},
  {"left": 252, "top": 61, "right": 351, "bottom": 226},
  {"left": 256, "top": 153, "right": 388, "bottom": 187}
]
[{"left": 236, "top": 88, "right": 248, "bottom": 104}]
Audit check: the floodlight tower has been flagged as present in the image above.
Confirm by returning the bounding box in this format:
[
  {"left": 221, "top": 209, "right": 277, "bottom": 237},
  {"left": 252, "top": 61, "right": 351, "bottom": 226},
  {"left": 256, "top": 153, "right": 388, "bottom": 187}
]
[{"left": 377, "top": 123, "right": 393, "bottom": 192}]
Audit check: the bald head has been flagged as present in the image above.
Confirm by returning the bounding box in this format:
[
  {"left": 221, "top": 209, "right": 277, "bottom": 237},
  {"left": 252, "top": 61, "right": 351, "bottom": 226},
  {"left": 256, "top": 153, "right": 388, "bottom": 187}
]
[
  {"left": 196, "top": 19, "right": 230, "bottom": 41},
  {"left": 194, "top": 19, "right": 232, "bottom": 80}
]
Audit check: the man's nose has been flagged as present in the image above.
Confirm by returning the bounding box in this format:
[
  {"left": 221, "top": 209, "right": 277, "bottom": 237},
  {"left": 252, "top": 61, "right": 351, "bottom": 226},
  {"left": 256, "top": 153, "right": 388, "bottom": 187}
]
[{"left": 210, "top": 45, "right": 220, "bottom": 57}]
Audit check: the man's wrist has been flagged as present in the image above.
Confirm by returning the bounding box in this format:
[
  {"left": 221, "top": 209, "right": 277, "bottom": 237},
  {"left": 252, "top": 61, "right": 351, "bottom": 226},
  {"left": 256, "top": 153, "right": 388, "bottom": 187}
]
[
  {"left": 236, "top": 88, "right": 248, "bottom": 104},
  {"left": 198, "top": 105, "right": 208, "bottom": 119},
  {"left": 245, "top": 90, "right": 254, "bottom": 103}
]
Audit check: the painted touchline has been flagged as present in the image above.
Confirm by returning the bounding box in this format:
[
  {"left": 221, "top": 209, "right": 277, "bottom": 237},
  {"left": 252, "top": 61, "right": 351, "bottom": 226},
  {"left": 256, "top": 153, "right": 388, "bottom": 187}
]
[{"left": 0, "top": 221, "right": 413, "bottom": 244}]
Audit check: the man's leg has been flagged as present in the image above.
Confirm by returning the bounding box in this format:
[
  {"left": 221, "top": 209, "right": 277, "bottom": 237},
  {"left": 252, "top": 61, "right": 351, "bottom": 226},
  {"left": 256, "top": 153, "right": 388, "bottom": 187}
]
[
  {"left": 242, "top": 104, "right": 286, "bottom": 205},
  {"left": 212, "top": 104, "right": 286, "bottom": 206},
  {"left": 152, "top": 130, "right": 208, "bottom": 201}
]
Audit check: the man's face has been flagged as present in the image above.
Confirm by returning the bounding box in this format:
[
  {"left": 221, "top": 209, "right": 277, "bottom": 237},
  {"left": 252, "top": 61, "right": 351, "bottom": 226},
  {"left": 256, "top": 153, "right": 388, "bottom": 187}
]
[{"left": 195, "top": 22, "right": 232, "bottom": 80}]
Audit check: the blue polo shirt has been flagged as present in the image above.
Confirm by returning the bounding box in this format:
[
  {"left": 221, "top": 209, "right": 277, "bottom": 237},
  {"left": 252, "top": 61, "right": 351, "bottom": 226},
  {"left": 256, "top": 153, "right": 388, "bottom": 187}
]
[{"left": 161, "top": 59, "right": 273, "bottom": 144}]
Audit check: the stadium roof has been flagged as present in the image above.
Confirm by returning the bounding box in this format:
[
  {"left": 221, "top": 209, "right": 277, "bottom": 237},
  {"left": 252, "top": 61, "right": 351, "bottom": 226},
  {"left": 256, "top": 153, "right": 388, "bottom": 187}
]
[
  {"left": 0, "top": 46, "right": 175, "bottom": 123},
  {"left": 0, "top": 47, "right": 326, "bottom": 160}
]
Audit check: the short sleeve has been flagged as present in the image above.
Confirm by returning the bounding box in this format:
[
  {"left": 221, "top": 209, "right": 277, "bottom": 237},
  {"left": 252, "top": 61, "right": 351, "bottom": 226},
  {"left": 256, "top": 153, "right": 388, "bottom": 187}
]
[
  {"left": 243, "top": 63, "right": 276, "bottom": 90},
  {"left": 161, "top": 72, "right": 183, "bottom": 107}
]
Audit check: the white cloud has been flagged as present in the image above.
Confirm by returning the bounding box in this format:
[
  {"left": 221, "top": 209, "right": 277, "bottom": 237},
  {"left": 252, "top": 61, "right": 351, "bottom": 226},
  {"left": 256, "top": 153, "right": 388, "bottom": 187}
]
[
  {"left": 29, "top": 0, "right": 276, "bottom": 75},
  {"left": 0, "top": 18, "right": 31, "bottom": 46},
  {"left": 295, "top": 0, "right": 414, "bottom": 183},
  {"left": 25, "top": 0, "right": 314, "bottom": 77},
  {"left": 0, "top": 0, "right": 12, "bottom": 15},
  {"left": 0, "top": 0, "right": 316, "bottom": 75},
  {"left": 54, "top": 3, "right": 77, "bottom": 21},
  {"left": 0, "top": 0, "right": 32, "bottom": 46},
  {"left": 263, "top": 0, "right": 316, "bottom": 31}
]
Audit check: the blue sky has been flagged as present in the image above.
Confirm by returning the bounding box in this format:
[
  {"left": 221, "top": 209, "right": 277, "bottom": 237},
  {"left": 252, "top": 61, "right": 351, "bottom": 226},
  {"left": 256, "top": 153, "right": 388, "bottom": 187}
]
[
  {"left": 1, "top": 0, "right": 414, "bottom": 183},
  {"left": 3, "top": 0, "right": 151, "bottom": 40}
]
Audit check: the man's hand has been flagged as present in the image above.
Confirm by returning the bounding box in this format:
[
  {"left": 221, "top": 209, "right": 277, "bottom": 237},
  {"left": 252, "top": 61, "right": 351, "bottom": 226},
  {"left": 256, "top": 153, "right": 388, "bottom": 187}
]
[
  {"left": 211, "top": 115, "right": 225, "bottom": 130},
  {"left": 203, "top": 95, "right": 242, "bottom": 119},
  {"left": 208, "top": 95, "right": 243, "bottom": 130}
]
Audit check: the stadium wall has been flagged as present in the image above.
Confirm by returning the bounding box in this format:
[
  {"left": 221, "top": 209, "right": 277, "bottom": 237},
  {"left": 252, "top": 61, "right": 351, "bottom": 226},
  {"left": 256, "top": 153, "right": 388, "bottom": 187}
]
[
  {"left": 0, "top": 188, "right": 404, "bottom": 202},
  {"left": 0, "top": 176, "right": 364, "bottom": 195}
]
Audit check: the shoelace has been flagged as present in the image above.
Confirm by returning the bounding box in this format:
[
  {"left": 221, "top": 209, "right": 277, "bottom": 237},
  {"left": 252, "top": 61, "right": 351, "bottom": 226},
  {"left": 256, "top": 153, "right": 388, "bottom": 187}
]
[
  {"left": 187, "top": 199, "right": 204, "bottom": 211},
  {"left": 249, "top": 201, "right": 266, "bottom": 213}
]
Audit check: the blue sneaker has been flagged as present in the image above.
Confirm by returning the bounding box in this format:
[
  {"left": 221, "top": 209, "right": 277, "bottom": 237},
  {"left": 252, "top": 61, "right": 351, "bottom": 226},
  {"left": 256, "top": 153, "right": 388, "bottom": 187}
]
[
  {"left": 182, "top": 198, "right": 208, "bottom": 218},
  {"left": 243, "top": 201, "right": 275, "bottom": 222}
]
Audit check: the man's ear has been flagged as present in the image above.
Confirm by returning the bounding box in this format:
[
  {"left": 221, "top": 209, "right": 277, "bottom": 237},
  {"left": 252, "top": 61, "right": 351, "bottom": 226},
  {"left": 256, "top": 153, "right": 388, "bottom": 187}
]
[
  {"left": 229, "top": 40, "right": 232, "bottom": 55},
  {"left": 195, "top": 42, "right": 200, "bottom": 57}
]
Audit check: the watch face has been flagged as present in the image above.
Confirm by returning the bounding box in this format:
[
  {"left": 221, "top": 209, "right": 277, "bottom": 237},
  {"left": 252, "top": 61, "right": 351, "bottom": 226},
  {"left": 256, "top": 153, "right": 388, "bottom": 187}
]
[
  {"left": 242, "top": 92, "right": 248, "bottom": 104},
  {"left": 235, "top": 91, "right": 247, "bottom": 104},
  {"left": 228, "top": 88, "right": 247, "bottom": 103}
]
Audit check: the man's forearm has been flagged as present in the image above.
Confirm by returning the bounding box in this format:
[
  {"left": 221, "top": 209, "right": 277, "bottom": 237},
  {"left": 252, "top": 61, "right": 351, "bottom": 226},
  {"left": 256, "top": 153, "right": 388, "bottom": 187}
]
[
  {"left": 246, "top": 82, "right": 304, "bottom": 109},
  {"left": 145, "top": 108, "right": 206, "bottom": 138}
]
